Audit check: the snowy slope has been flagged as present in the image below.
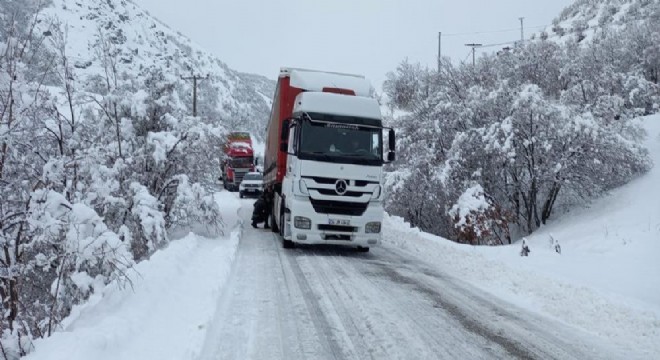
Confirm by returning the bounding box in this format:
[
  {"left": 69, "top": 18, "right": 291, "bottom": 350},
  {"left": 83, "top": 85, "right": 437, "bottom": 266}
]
[
  {"left": 382, "top": 113, "right": 660, "bottom": 357},
  {"left": 487, "top": 114, "right": 660, "bottom": 310},
  {"left": 39, "top": 0, "right": 274, "bottom": 138},
  {"left": 540, "top": 0, "right": 659, "bottom": 43},
  {"left": 25, "top": 192, "right": 242, "bottom": 360}
]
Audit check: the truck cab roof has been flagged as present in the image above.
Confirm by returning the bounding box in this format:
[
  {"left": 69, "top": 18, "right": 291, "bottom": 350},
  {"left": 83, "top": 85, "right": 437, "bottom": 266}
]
[
  {"left": 282, "top": 68, "right": 373, "bottom": 97},
  {"left": 293, "top": 91, "right": 382, "bottom": 121}
]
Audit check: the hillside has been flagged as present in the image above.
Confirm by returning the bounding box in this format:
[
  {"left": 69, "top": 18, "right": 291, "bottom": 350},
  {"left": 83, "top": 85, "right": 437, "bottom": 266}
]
[
  {"left": 381, "top": 114, "right": 660, "bottom": 357},
  {"left": 1, "top": 1, "right": 276, "bottom": 355},
  {"left": 41, "top": 0, "right": 274, "bottom": 138},
  {"left": 541, "top": 0, "right": 660, "bottom": 43}
]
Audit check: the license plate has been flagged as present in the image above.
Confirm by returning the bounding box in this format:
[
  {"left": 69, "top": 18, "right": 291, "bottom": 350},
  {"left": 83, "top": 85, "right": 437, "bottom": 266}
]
[{"left": 329, "top": 219, "right": 350, "bottom": 226}]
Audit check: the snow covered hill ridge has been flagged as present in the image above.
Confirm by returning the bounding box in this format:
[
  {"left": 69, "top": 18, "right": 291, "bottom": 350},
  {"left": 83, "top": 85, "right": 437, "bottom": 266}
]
[
  {"left": 40, "top": 0, "right": 274, "bottom": 137},
  {"left": 540, "top": 0, "right": 660, "bottom": 44}
]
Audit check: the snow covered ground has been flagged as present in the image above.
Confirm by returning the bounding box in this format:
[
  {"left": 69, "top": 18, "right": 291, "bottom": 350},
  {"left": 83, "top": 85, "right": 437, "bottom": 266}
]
[
  {"left": 25, "top": 115, "right": 660, "bottom": 359},
  {"left": 25, "top": 192, "right": 243, "bottom": 360},
  {"left": 383, "top": 114, "right": 660, "bottom": 357}
]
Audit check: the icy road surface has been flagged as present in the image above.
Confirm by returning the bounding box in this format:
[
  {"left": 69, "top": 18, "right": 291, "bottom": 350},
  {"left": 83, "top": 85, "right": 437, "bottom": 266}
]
[{"left": 198, "top": 201, "right": 623, "bottom": 360}]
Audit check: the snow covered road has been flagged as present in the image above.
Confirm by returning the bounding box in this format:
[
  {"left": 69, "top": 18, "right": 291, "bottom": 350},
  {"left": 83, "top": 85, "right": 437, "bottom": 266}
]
[
  {"left": 197, "top": 200, "right": 626, "bottom": 360},
  {"left": 27, "top": 192, "right": 654, "bottom": 360}
]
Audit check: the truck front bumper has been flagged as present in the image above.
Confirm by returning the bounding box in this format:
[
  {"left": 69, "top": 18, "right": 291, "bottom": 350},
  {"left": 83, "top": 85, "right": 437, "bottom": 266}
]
[{"left": 286, "top": 195, "right": 383, "bottom": 247}]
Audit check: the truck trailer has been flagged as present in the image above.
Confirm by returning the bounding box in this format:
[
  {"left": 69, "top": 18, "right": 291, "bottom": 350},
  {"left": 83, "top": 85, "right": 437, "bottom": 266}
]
[{"left": 263, "top": 68, "right": 395, "bottom": 251}]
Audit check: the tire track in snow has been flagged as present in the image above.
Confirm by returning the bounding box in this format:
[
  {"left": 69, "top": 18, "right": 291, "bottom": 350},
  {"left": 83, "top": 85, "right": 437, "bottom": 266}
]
[
  {"left": 374, "top": 246, "right": 618, "bottom": 360},
  {"left": 284, "top": 246, "right": 503, "bottom": 359},
  {"left": 281, "top": 248, "right": 349, "bottom": 360},
  {"left": 197, "top": 205, "right": 305, "bottom": 360},
  {"left": 297, "top": 251, "right": 375, "bottom": 360}
]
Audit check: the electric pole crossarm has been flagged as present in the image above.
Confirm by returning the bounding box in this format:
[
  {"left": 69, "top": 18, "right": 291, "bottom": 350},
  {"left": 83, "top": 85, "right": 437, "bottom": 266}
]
[{"left": 464, "top": 43, "right": 483, "bottom": 66}]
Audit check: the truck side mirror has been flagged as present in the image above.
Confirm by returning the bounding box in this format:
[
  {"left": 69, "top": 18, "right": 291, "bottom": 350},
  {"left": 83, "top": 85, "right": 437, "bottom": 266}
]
[
  {"left": 281, "top": 119, "right": 290, "bottom": 141},
  {"left": 387, "top": 151, "right": 396, "bottom": 162},
  {"left": 388, "top": 128, "right": 396, "bottom": 151}
]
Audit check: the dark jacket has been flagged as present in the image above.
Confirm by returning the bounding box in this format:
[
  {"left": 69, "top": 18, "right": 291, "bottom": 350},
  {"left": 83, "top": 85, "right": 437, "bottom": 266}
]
[{"left": 252, "top": 196, "right": 269, "bottom": 221}]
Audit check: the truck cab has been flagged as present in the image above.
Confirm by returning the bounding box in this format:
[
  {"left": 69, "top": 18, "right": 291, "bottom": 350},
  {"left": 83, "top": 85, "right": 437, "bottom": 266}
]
[{"left": 221, "top": 132, "right": 255, "bottom": 191}]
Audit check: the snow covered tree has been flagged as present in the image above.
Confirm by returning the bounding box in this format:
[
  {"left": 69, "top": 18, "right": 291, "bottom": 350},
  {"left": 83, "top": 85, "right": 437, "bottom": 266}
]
[
  {"left": 383, "top": 9, "right": 655, "bottom": 242},
  {"left": 1, "top": 3, "right": 230, "bottom": 357},
  {"left": 448, "top": 184, "right": 511, "bottom": 245}
]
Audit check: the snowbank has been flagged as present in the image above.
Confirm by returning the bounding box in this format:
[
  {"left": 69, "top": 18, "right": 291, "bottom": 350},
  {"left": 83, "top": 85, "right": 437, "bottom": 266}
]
[
  {"left": 382, "top": 214, "right": 660, "bottom": 356},
  {"left": 26, "top": 192, "right": 242, "bottom": 360},
  {"left": 381, "top": 113, "right": 660, "bottom": 356}
]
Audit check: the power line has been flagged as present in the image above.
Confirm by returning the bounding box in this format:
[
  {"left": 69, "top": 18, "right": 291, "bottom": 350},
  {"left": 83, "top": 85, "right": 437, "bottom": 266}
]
[
  {"left": 479, "top": 40, "right": 518, "bottom": 49},
  {"left": 442, "top": 24, "right": 550, "bottom": 37},
  {"left": 460, "top": 15, "right": 653, "bottom": 55},
  {"left": 443, "top": 14, "right": 648, "bottom": 39}
]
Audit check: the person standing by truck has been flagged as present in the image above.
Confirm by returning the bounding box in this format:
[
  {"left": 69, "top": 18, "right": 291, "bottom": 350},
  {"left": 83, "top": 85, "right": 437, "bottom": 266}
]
[{"left": 251, "top": 189, "right": 271, "bottom": 228}]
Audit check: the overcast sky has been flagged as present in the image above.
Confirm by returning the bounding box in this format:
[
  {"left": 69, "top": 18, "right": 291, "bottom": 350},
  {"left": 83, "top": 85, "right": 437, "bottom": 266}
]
[{"left": 134, "top": 0, "right": 574, "bottom": 90}]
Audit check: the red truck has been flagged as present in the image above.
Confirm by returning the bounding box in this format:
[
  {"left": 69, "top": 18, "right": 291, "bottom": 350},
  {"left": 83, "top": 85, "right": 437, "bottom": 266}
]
[
  {"left": 263, "top": 68, "right": 395, "bottom": 250},
  {"left": 221, "top": 132, "right": 256, "bottom": 191}
]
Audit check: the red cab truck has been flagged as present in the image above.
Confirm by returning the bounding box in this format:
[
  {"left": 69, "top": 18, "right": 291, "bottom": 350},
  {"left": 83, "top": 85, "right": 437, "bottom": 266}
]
[{"left": 221, "top": 131, "right": 255, "bottom": 191}]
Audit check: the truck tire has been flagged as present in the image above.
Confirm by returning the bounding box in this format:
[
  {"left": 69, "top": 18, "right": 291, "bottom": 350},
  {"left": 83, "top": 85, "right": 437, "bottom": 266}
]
[
  {"left": 356, "top": 246, "right": 370, "bottom": 253},
  {"left": 280, "top": 211, "right": 294, "bottom": 249},
  {"left": 239, "top": 192, "right": 244, "bottom": 198}
]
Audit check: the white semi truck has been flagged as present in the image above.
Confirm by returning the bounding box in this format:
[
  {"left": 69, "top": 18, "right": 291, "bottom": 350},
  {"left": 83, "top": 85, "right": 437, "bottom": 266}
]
[{"left": 263, "top": 68, "right": 395, "bottom": 251}]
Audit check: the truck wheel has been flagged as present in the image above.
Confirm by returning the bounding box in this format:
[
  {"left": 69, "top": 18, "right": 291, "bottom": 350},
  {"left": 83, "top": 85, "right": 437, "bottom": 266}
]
[
  {"left": 356, "top": 246, "right": 370, "bottom": 253},
  {"left": 281, "top": 211, "right": 294, "bottom": 249},
  {"left": 239, "top": 192, "right": 244, "bottom": 198}
]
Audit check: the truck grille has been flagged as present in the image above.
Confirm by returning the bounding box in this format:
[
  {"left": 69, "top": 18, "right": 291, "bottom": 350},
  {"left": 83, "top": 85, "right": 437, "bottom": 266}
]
[
  {"left": 234, "top": 169, "right": 250, "bottom": 183},
  {"left": 310, "top": 199, "right": 368, "bottom": 216},
  {"left": 316, "top": 189, "right": 363, "bottom": 197},
  {"left": 309, "top": 176, "right": 378, "bottom": 187}
]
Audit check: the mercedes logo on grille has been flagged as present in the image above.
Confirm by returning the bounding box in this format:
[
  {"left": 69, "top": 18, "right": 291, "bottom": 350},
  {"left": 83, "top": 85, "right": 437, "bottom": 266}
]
[{"left": 335, "top": 179, "right": 348, "bottom": 195}]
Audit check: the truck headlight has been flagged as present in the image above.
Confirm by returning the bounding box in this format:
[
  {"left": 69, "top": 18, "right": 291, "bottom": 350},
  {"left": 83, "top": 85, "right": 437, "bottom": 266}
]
[
  {"left": 370, "top": 185, "right": 381, "bottom": 200},
  {"left": 294, "top": 216, "right": 311, "bottom": 229},
  {"left": 365, "top": 222, "right": 381, "bottom": 233},
  {"left": 298, "top": 179, "right": 309, "bottom": 195}
]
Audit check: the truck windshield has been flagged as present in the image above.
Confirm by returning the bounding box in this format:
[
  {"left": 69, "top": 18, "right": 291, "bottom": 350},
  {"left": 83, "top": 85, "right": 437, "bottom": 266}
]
[
  {"left": 298, "top": 118, "right": 383, "bottom": 166},
  {"left": 229, "top": 156, "right": 253, "bottom": 168}
]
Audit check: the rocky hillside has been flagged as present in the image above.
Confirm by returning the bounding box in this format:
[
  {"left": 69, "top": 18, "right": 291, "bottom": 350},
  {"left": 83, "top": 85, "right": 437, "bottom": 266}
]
[
  {"left": 538, "top": 0, "right": 660, "bottom": 44},
  {"left": 40, "top": 0, "right": 274, "bottom": 139}
]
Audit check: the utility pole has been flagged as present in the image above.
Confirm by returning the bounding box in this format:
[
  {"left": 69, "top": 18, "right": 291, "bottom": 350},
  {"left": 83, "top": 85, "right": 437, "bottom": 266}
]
[
  {"left": 437, "top": 32, "right": 442, "bottom": 72},
  {"left": 181, "top": 73, "right": 209, "bottom": 117},
  {"left": 465, "top": 43, "right": 482, "bottom": 66},
  {"left": 519, "top": 17, "right": 525, "bottom": 44}
]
